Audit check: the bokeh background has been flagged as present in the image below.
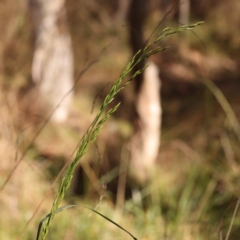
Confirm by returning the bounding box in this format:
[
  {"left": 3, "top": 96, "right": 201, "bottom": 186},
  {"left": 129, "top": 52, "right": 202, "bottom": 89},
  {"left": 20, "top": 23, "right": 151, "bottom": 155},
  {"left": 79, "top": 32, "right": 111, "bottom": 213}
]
[{"left": 1, "top": 0, "right": 240, "bottom": 239}]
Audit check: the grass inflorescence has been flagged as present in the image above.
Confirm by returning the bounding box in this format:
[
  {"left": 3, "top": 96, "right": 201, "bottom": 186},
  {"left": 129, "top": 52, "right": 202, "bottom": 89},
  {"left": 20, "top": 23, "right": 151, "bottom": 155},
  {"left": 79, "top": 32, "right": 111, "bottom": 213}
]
[{"left": 39, "top": 22, "right": 203, "bottom": 240}]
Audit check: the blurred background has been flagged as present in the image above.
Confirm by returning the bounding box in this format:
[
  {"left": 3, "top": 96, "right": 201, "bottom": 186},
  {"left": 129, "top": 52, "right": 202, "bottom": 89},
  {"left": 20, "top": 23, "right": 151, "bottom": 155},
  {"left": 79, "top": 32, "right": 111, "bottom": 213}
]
[{"left": 1, "top": 0, "right": 240, "bottom": 239}]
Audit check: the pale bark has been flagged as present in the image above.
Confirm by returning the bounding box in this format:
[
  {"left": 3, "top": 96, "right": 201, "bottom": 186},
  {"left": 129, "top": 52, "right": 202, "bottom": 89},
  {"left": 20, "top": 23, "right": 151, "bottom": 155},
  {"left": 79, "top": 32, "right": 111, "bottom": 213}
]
[
  {"left": 30, "top": 0, "right": 74, "bottom": 122},
  {"left": 130, "top": 61, "right": 162, "bottom": 182},
  {"left": 128, "top": 0, "right": 162, "bottom": 182},
  {"left": 114, "top": 0, "right": 130, "bottom": 23},
  {"left": 179, "top": 0, "right": 190, "bottom": 25}
]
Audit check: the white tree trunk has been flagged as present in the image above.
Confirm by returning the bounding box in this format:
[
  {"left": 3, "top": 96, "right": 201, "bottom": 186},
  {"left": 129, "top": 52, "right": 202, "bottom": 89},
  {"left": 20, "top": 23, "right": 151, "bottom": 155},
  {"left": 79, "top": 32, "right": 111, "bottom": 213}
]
[
  {"left": 114, "top": 0, "right": 130, "bottom": 23},
  {"left": 30, "top": 0, "right": 74, "bottom": 122},
  {"left": 179, "top": 0, "right": 190, "bottom": 25},
  {"left": 130, "top": 61, "right": 162, "bottom": 182}
]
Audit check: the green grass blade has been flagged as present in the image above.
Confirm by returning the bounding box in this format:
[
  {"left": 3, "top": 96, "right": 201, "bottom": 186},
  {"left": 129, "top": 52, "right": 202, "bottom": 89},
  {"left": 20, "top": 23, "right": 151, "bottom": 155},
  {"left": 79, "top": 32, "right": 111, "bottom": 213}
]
[
  {"left": 36, "top": 205, "right": 76, "bottom": 240},
  {"left": 82, "top": 205, "right": 137, "bottom": 240}
]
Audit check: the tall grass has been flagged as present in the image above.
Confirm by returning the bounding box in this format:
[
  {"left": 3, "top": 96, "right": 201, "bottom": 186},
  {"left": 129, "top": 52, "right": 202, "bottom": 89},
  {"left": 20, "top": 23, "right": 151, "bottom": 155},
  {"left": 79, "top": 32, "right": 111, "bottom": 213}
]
[{"left": 39, "top": 22, "right": 203, "bottom": 240}]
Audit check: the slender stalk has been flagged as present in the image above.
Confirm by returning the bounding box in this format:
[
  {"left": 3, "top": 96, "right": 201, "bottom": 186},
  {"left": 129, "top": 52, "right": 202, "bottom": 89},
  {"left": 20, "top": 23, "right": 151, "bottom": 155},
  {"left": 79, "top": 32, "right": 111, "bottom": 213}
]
[
  {"left": 40, "top": 22, "right": 203, "bottom": 240},
  {"left": 225, "top": 199, "right": 240, "bottom": 240}
]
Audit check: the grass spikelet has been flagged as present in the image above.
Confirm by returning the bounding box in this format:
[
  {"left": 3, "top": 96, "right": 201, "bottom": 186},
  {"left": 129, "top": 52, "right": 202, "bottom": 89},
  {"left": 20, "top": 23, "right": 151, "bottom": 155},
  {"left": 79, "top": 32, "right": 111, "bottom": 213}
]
[
  {"left": 39, "top": 22, "right": 203, "bottom": 240},
  {"left": 154, "top": 21, "right": 204, "bottom": 43}
]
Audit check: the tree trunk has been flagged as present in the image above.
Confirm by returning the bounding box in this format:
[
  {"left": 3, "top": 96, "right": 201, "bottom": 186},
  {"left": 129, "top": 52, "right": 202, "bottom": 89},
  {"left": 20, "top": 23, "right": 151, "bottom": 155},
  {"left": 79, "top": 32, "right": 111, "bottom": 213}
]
[
  {"left": 128, "top": 0, "right": 162, "bottom": 183},
  {"left": 29, "top": 0, "right": 74, "bottom": 122},
  {"left": 130, "top": 61, "right": 162, "bottom": 182},
  {"left": 114, "top": 0, "right": 130, "bottom": 23},
  {"left": 179, "top": 0, "right": 190, "bottom": 25}
]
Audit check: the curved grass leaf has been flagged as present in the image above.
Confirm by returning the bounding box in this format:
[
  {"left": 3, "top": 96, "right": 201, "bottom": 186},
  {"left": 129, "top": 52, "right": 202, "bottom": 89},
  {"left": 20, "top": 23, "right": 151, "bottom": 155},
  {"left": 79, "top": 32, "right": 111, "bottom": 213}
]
[
  {"left": 82, "top": 205, "right": 137, "bottom": 240},
  {"left": 36, "top": 205, "right": 76, "bottom": 240}
]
